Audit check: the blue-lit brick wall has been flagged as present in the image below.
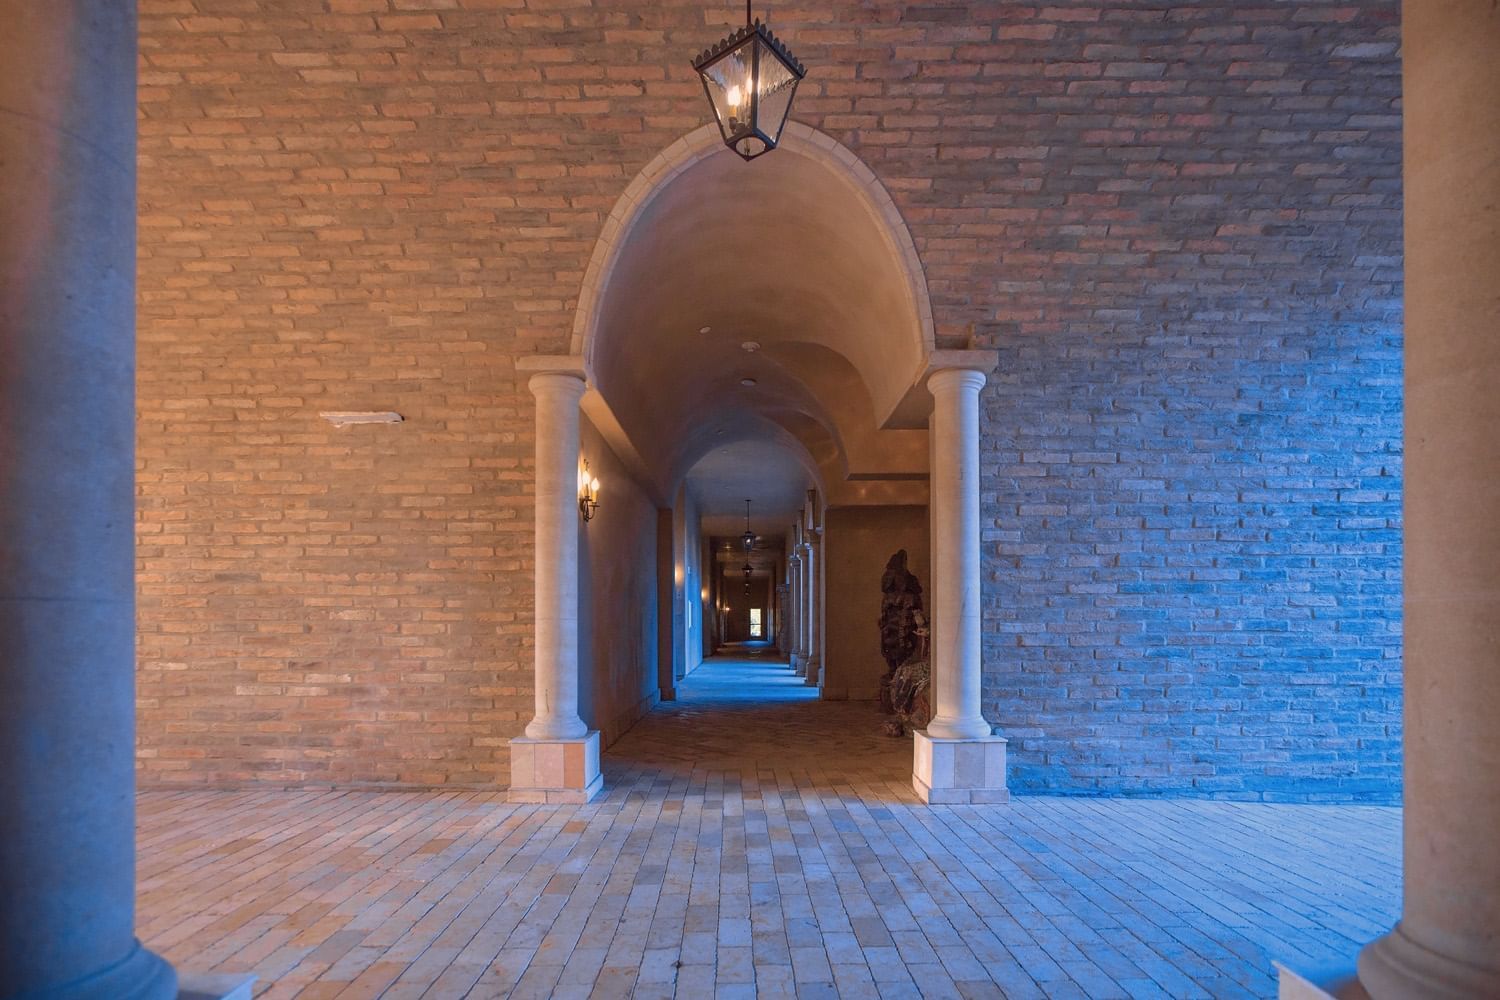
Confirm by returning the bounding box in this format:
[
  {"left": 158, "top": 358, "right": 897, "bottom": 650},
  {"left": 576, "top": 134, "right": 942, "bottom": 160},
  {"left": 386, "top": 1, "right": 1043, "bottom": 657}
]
[{"left": 968, "top": 4, "right": 1402, "bottom": 802}]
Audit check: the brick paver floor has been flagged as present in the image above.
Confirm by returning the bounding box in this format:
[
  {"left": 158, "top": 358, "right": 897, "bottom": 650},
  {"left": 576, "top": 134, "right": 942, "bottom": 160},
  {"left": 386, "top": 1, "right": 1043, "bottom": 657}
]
[{"left": 138, "top": 653, "right": 1401, "bottom": 999}]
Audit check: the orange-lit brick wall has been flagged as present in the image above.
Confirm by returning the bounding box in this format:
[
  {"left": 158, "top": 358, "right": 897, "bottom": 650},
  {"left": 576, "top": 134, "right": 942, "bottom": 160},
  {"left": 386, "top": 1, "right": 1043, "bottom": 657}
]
[{"left": 135, "top": 0, "right": 1401, "bottom": 795}]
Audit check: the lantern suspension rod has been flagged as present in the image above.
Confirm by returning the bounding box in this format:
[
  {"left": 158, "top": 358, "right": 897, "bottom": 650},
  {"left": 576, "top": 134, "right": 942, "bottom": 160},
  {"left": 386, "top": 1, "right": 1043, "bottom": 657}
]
[{"left": 746, "top": 0, "right": 752, "bottom": 26}]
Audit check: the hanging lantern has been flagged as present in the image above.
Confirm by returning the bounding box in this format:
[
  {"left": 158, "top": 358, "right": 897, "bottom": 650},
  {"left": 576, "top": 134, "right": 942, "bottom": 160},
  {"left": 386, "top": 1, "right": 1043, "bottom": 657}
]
[
  {"left": 740, "top": 498, "right": 757, "bottom": 553},
  {"left": 692, "top": 1, "right": 806, "bottom": 161}
]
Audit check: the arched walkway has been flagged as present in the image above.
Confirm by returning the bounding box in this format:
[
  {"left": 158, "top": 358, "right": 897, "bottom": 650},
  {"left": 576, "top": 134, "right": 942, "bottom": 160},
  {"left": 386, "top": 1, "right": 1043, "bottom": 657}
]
[{"left": 511, "top": 123, "right": 1005, "bottom": 808}]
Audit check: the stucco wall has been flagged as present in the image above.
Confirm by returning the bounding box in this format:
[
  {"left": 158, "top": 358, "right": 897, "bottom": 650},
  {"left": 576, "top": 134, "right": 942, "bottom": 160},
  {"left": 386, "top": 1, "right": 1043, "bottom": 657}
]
[
  {"left": 823, "top": 507, "right": 931, "bottom": 703},
  {"left": 720, "top": 572, "right": 772, "bottom": 645},
  {"left": 135, "top": 0, "right": 1401, "bottom": 797},
  {"left": 577, "top": 417, "right": 659, "bottom": 749}
]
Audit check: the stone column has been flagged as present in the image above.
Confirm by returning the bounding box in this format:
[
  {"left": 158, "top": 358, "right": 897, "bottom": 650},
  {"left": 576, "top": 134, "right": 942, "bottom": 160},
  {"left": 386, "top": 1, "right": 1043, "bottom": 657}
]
[
  {"left": 913, "top": 367, "right": 1008, "bottom": 804},
  {"left": 926, "top": 369, "right": 989, "bottom": 738},
  {"left": 788, "top": 548, "right": 805, "bottom": 675},
  {"left": 803, "top": 534, "right": 822, "bottom": 688},
  {"left": 656, "top": 509, "right": 677, "bottom": 701},
  {"left": 0, "top": 3, "right": 178, "bottom": 998},
  {"left": 775, "top": 583, "right": 790, "bottom": 657},
  {"left": 509, "top": 364, "right": 602, "bottom": 803},
  {"left": 1354, "top": 2, "right": 1500, "bottom": 996},
  {"left": 797, "top": 542, "right": 812, "bottom": 675}
]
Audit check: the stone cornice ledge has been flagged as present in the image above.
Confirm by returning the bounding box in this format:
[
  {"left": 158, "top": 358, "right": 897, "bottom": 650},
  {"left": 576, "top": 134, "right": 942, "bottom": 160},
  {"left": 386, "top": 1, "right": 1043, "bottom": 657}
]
[
  {"left": 516, "top": 354, "right": 588, "bottom": 378},
  {"left": 925, "top": 349, "right": 999, "bottom": 375}
]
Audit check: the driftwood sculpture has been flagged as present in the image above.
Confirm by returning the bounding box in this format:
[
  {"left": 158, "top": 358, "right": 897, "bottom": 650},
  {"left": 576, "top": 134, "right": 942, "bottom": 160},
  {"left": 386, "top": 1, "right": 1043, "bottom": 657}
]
[
  {"left": 877, "top": 550, "right": 930, "bottom": 735},
  {"left": 888, "top": 612, "right": 931, "bottom": 735}
]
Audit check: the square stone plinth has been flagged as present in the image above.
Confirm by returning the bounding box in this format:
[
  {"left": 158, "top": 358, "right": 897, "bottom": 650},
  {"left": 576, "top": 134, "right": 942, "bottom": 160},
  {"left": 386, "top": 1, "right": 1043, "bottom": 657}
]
[
  {"left": 1273, "top": 961, "right": 1364, "bottom": 1000},
  {"left": 508, "top": 731, "right": 603, "bottom": 804},
  {"left": 179, "top": 972, "right": 257, "bottom": 1000},
  {"left": 912, "top": 730, "right": 1010, "bottom": 805}
]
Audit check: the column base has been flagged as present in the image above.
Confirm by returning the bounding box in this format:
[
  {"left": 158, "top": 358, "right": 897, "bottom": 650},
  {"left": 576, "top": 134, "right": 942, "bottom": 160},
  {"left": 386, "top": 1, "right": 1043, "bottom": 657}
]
[
  {"left": 35, "top": 940, "right": 177, "bottom": 1000},
  {"left": 912, "top": 730, "right": 1010, "bottom": 805},
  {"left": 508, "top": 731, "right": 604, "bottom": 804},
  {"left": 789, "top": 653, "right": 804, "bottom": 676},
  {"left": 1357, "top": 923, "right": 1500, "bottom": 999},
  {"left": 803, "top": 659, "right": 820, "bottom": 686}
]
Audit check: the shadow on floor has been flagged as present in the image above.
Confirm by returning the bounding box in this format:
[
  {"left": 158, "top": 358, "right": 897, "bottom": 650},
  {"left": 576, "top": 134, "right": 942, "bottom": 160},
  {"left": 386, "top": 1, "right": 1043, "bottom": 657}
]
[{"left": 604, "top": 655, "right": 913, "bottom": 801}]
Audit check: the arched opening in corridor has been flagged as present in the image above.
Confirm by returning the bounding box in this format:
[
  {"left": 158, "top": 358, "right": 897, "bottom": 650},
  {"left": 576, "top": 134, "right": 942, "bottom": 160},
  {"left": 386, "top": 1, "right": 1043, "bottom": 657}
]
[
  {"left": 687, "top": 437, "right": 811, "bottom": 662},
  {"left": 514, "top": 123, "right": 1004, "bottom": 804},
  {"left": 584, "top": 124, "right": 936, "bottom": 713}
]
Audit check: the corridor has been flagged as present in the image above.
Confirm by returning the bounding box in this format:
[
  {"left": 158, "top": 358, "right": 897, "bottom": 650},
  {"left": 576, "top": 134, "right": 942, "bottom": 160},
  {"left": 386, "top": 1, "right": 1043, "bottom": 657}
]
[{"left": 135, "top": 654, "right": 1400, "bottom": 999}]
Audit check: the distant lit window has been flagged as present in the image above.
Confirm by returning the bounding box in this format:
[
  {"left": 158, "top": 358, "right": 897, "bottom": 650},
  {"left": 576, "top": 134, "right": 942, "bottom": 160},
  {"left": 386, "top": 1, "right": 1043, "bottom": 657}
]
[{"left": 749, "top": 608, "right": 763, "bottom": 638}]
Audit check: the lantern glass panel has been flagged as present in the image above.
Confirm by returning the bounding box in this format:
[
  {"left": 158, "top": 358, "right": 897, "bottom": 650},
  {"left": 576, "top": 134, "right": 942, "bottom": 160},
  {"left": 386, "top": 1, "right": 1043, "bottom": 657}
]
[
  {"left": 751, "top": 38, "right": 799, "bottom": 145},
  {"left": 700, "top": 43, "right": 757, "bottom": 144}
]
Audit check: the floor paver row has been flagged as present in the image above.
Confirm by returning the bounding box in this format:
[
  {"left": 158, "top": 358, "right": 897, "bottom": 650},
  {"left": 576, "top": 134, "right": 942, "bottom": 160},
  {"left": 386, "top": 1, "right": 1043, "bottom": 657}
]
[{"left": 138, "top": 653, "right": 1401, "bottom": 998}]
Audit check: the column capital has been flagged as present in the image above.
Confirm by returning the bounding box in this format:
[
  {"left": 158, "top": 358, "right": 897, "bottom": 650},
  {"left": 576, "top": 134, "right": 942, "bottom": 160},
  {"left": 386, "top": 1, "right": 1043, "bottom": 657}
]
[
  {"left": 527, "top": 369, "right": 587, "bottom": 400},
  {"left": 928, "top": 366, "right": 987, "bottom": 395},
  {"left": 520, "top": 354, "right": 588, "bottom": 399}
]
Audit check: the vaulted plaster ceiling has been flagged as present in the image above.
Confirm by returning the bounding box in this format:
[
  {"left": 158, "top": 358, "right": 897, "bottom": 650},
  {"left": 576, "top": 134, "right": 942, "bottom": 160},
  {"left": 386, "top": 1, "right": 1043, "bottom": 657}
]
[
  {"left": 685, "top": 438, "right": 813, "bottom": 540},
  {"left": 588, "top": 141, "right": 932, "bottom": 516}
]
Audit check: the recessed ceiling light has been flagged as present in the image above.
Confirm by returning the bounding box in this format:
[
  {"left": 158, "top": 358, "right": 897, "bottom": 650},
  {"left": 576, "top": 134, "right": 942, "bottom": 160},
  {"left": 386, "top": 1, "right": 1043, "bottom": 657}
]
[
  {"left": 741, "top": 340, "right": 760, "bottom": 352},
  {"left": 740, "top": 377, "right": 758, "bottom": 387},
  {"left": 698, "top": 326, "right": 712, "bottom": 334}
]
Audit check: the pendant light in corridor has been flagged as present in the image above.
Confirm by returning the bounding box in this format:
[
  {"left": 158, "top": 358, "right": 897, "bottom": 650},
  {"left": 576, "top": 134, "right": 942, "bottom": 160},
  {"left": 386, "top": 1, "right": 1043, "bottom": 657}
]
[
  {"left": 741, "top": 498, "right": 757, "bottom": 553},
  {"left": 692, "top": 0, "right": 806, "bottom": 161}
]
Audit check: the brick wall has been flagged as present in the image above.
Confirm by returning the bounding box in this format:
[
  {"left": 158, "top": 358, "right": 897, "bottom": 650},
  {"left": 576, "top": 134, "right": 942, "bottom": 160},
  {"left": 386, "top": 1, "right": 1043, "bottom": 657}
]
[
  {"left": 135, "top": 0, "right": 1401, "bottom": 796},
  {"left": 965, "top": 5, "right": 1403, "bottom": 800}
]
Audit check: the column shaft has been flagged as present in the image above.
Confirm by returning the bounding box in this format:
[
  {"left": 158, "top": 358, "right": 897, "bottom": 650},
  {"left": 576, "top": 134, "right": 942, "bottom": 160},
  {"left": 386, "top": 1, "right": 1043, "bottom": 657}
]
[
  {"left": 0, "top": 2, "right": 176, "bottom": 997},
  {"left": 1358, "top": 1, "right": 1500, "bottom": 995},
  {"left": 792, "top": 551, "right": 804, "bottom": 677},
  {"left": 797, "top": 546, "right": 810, "bottom": 671},
  {"left": 526, "top": 372, "right": 588, "bottom": 740},
  {"left": 926, "top": 369, "right": 990, "bottom": 739},
  {"left": 803, "top": 537, "right": 821, "bottom": 687}
]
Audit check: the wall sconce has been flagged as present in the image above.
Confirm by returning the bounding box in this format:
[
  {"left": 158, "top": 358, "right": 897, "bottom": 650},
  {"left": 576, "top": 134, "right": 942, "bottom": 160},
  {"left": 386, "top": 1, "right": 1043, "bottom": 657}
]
[{"left": 578, "top": 460, "right": 601, "bottom": 523}]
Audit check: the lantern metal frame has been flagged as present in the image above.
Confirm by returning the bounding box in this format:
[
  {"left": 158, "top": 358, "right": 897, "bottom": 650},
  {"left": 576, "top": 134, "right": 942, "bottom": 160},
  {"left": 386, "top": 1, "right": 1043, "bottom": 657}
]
[{"left": 692, "top": 0, "right": 807, "bottom": 161}]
